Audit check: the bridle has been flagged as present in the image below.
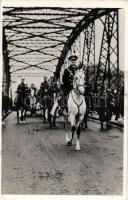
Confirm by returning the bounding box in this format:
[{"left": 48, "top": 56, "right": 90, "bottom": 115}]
[
  {"left": 71, "top": 73, "right": 85, "bottom": 120},
  {"left": 66, "top": 67, "right": 85, "bottom": 95},
  {"left": 73, "top": 74, "right": 85, "bottom": 95},
  {"left": 71, "top": 90, "right": 84, "bottom": 121}
]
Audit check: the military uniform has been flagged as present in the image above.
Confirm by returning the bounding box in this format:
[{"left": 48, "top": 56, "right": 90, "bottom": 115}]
[
  {"left": 47, "top": 81, "right": 59, "bottom": 128},
  {"left": 62, "top": 66, "right": 75, "bottom": 95},
  {"left": 17, "top": 82, "right": 26, "bottom": 96},
  {"left": 60, "top": 55, "right": 78, "bottom": 113},
  {"left": 15, "top": 82, "right": 26, "bottom": 106},
  {"left": 39, "top": 81, "right": 48, "bottom": 97}
]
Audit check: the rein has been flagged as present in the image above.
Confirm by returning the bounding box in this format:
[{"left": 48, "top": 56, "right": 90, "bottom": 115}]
[
  {"left": 73, "top": 84, "right": 85, "bottom": 96},
  {"left": 71, "top": 91, "right": 83, "bottom": 121},
  {"left": 67, "top": 67, "right": 74, "bottom": 77}
]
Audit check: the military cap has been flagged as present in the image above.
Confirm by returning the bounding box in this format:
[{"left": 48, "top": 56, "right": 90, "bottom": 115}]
[{"left": 68, "top": 55, "right": 78, "bottom": 61}]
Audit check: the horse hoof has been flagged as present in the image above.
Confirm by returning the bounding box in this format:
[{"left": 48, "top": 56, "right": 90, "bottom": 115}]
[
  {"left": 76, "top": 146, "right": 81, "bottom": 151},
  {"left": 66, "top": 141, "right": 72, "bottom": 146}
]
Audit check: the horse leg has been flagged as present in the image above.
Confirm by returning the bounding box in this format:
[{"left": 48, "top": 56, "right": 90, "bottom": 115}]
[
  {"left": 53, "top": 106, "right": 57, "bottom": 128},
  {"left": 41, "top": 107, "right": 43, "bottom": 116},
  {"left": 99, "top": 113, "right": 104, "bottom": 130},
  {"left": 66, "top": 125, "right": 75, "bottom": 146},
  {"left": 23, "top": 109, "right": 26, "bottom": 123},
  {"left": 66, "top": 114, "right": 76, "bottom": 146},
  {"left": 76, "top": 124, "right": 81, "bottom": 150},
  {"left": 64, "top": 115, "right": 68, "bottom": 131},
  {"left": 20, "top": 108, "right": 24, "bottom": 121},
  {"left": 43, "top": 108, "right": 46, "bottom": 123},
  {"left": 106, "top": 111, "right": 111, "bottom": 129},
  {"left": 84, "top": 112, "right": 89, "bottom": 130},
  {"left": 17, "top": 109, "right": 20, "bottom": 124},
  {"left": 42, "top": 107, "right": 45, "bottom": 122},
  {"left": 48, "top": 108, "right": 52, "bottom": 127},
  {"left": 101, "top": 120, "right": 104, "bottom": 130},
  {"left": 64, "top": 116, "right": 69, "bottom": 142}
]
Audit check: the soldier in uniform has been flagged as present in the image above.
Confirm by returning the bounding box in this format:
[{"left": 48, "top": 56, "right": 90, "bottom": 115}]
[
  {"left": 17, "top": 78, "right": 26, "bottom": 96},
  {"left": 39, "top": 78, "right": 49, "bottom": 122},
  {"left": 62, "top": 55, "right": 78, "bottom": 95},
  {"left": 15, "top": 78, "right": 26, "bottom": 121},
  {"left": 15, "top": 78, "right": 26, "bottom": 107},
  {"left": 60, "top": 55, "right": 78, "bottom": 113},
  {"left": 47, "top": 80, "right": 59, "bottom": 128}
]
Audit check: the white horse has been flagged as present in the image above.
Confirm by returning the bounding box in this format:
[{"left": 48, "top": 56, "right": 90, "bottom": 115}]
[{"left": 65, "top": 69, "right": 86, "bottom": 150}]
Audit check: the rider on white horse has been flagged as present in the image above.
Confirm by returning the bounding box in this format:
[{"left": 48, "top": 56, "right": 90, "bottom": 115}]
[
  {"left": 61, "top": 55, "right": 78, "bottom": 113},
  {"left": 51, "top": 55, "right": 86, "bottom": 150},
  {"left": 62, "top": 55, "right": 86, "bottom": 150}
]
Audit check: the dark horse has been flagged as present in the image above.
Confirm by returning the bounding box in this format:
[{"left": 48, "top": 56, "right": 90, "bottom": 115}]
[{"left": 14, "top": 93, "right": 29, "bottom": 124}]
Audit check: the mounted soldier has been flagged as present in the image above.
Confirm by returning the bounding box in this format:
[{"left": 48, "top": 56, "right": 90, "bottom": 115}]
[
  {"left": 14, "top": 78, "right": 26, "bottom": 108},
  {"left": 62, "top": 55, "right": 78, "bottom": 95},
  {"left": 39, "top": 77, "right": 49, "bottom": 98},
  {"left": 14, "top": 78, "right": 28, "bottom": 122},
  {"left": 16, "top": 78, "right": 26, "bottom": 97},
  {"left": 39, "top": 78, "right": 49, "bottom": 122},
  {"left": 47, "top": 80, "right": 59, "bottom": 128},
  {"left": 60, "top": 55, "right": 78, "bottom": 114}
]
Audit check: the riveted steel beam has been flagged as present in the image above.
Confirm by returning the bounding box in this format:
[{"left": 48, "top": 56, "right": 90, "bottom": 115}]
[{"left": 55, "top": 8, "right": 117, "bottom": 79}]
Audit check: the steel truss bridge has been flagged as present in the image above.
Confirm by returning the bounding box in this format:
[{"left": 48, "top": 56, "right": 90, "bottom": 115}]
[{"left": 2, "top": 7, "right": 122, "bottom": 98}]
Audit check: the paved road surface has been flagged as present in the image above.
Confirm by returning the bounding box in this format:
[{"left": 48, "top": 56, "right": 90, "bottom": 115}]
[{"left": 2, "top": 112, "right": 123, "bottom": 195}]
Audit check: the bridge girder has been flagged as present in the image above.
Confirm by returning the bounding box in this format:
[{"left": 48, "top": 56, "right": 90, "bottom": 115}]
[
  {"left": 55, "top": 8, "right": 118, "bottom": 79},
  {"left": 95, "top": 10, "right": 119, "bottom": 95},
  {"left": 2, "top": 7, "right": 121, "bottom": 97}
]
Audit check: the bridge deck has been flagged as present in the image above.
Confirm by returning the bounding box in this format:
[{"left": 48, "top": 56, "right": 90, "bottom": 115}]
[{"left": 2, "top": 112, "right": 123, "bottom": 195}]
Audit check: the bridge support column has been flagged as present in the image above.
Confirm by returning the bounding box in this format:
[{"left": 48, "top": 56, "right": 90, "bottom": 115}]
[
  {"left": 95, "top": 10, "right": 119, "bottom": 95},
  {"left": 3, "top": 27, "right": 11, "bottom": 97}
]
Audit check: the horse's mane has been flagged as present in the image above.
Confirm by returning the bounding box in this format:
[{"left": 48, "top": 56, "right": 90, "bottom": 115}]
[{"left": 75, "top": 68, "right": 85, "bottom": 76}]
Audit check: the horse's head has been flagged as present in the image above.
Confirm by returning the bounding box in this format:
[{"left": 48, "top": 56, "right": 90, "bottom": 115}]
[{"left": 73, "top": 69, "right": 85, "bottom": 95}]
